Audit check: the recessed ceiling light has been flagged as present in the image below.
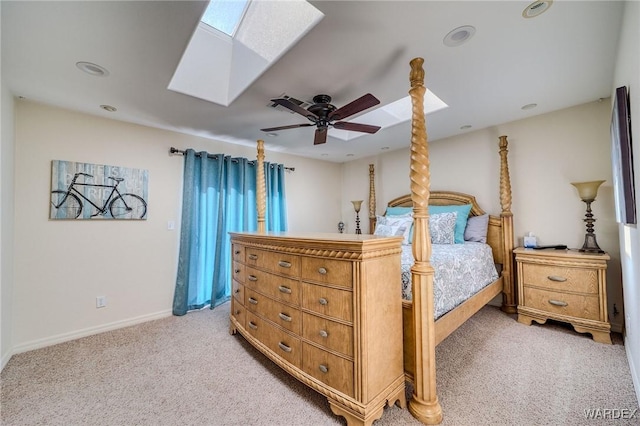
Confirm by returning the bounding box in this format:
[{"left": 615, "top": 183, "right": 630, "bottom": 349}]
[
  {"left": 266, "top": 132, "right": 278, "bottom": 137},
  {"left": 460, "top": 125, "right": 472, "bottom": 130},
  {"left": 76, "top": 61, "right": 109, "bottom": 77},
  {"left": 521, "top": 103, "right": 537, "bottom": 110},
  {"left": 100, "top": 105, "right": 117, "bottom": 112},
  {"left": 381, "top": 147, "right": 390, "bottom": 150},
  {"left": 321, "top": 153, "right": 328, "bottom": 157},
  {"left": 443, "top": 25, "right": 476, "bottom": 47},
  {"left": 346, "top": 154, "right": 354, "bottom": 157},
  {"left": 522, "top": 1, "right": 553, "bottom": 19}
]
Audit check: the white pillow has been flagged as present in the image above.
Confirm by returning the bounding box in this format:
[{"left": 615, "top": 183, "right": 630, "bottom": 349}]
[
  {"left": 429, "top": 212, "right": 457, "bottom": 244},
  {"left": 374, "top": 214, "right": 413, "bottom": 244}
]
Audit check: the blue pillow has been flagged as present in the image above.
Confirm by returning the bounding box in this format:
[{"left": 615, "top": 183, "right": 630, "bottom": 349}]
[
  {"left": 429, "top": 204, "right": 472, "bottom": 244},
  {"left": 385, "top": 206, "right": 413, "bottom": 216}
]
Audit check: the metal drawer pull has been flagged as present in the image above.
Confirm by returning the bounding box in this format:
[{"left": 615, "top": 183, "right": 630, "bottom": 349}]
[
  {"left": 234, "top": 310, "right": 241, "bottom": 315},
  {"left": 234, "top": 269, "right": 241, "bottom": 274},
  {"left": 234, "top": 250, "right": 241, "bottom": 255},
  {"left": 278, "top": 260, "right": 292, "bottom": 268},
  {"left": 248, "top": 275, "right": 258, "bottom": 282},
  {"left": 548, "top": 299, "right": 568, "bottom": 307},
  {"left": 319, "top": 297, "right": 328, "bottom": 305},
  {"left": 248, "top": 321, "right": 257, "bottom": 330},
  {"left": 319, "top": 330, "right": 328, "bottom": 338},
  {"left": 248, "top": 297, "right": 258, "bottom": 305},
  {"left": 278, "top": 342, "right": 292, "bottom": 353},
  {"left": 547, "top": 275, "right": 567, "bottom": 282},
  {"left": 278, "top": 285, "right": 292, "bottom": 294},
  {"left": 318, "top": 267, "right": 328, "bottom": 275},
  {"left": 319, "top": 364, "right": 329, "bottom": 374},
  {"left": 248, "top": 254, "right": 258, "bottom": 260},
  {"left": 234, "top": 288, "right": 240, "bottom": 294},
  {"left": 279, "top": 313, "right": 292, "bottom": 322}
]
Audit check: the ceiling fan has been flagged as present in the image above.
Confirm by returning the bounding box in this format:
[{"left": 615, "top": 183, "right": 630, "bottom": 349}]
[{"left": 261, "top": 93, "right": 382, "bottom": 145}]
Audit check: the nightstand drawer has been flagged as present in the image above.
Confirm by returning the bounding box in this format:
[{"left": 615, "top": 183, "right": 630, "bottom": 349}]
[
  {"left": 521, "top": 263, "right": 598, "bottom": 294},
  {"left": 523, "top": 287, "right": 600, "bottom": 321}
]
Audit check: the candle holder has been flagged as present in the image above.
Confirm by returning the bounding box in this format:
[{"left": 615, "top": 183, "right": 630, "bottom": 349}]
[
  {"left": 351, "top": 200, "right": 363, "bottom": 234},
  {"left": 570, "top": 180, "right": 605, "bottom": 253}
]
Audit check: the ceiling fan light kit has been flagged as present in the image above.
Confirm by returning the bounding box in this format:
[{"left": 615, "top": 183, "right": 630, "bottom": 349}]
[{"left": 261, "top": 93, "right": 382, "bottom": 145}]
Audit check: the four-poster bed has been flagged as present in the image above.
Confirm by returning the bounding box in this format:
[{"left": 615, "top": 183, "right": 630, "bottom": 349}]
[{"left": 231, "top": 58, "right": 515, "bottom": 425}]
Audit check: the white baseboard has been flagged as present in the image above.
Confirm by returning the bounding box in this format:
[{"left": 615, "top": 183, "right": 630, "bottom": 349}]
[
  {"left": 625, "top": 335, "right": 640, "bottom": 408},
  {"left": 9, "top": 309, "right": 172, "bottom": 357},
  {"left": 1, "top": 348, "right": 13, "bottom": 371}
]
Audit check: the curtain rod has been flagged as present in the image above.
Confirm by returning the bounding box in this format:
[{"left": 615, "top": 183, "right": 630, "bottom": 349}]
[{"left": 169, "top": 147, "right": 295, "bottom": 171}]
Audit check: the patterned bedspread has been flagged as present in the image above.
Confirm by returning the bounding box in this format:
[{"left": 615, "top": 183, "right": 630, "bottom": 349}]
[{"left": 401, "top": 242, "right": 499, "bottom": 319}]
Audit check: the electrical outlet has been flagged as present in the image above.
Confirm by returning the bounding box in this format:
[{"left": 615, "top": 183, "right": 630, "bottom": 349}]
[{"left": 96, "top": 296, "right": 107, "bottom": 308}]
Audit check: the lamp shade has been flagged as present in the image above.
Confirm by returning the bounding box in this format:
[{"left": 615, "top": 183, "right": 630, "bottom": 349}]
[
  {"left": 351, "top": 200, "right": 363, "bottom": 212},
  {"left": 571, "top": 180, "right": 605, "bottom": 202}
]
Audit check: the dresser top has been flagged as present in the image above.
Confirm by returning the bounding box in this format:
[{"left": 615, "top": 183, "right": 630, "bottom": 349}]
[{"left": 229, "top": 232, "right": 403, "bottom": 255}]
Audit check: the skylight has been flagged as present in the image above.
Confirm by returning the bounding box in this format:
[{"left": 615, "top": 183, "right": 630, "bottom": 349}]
[
  {"left": 329, "top": 91, "right": 448, "bottom": 141},
  {"left": 168, "top": 0, "right": 324, "bottom": 107},
  {"left": 201, "top": 0, "right": 249, "bottom": 37}
]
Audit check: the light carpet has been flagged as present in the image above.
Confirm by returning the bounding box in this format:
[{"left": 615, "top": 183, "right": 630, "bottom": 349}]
[{"left": 1, "top": 304, "right": 638, "bottom": 425}]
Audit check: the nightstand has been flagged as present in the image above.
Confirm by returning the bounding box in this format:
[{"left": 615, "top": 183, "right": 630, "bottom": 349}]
[{"left": 514, "top": 247, "right": 611, "bottom": 344}]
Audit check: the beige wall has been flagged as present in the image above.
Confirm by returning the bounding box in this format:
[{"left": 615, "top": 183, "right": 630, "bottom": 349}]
[
  {"left": 341, "top": 100, "right": 624, "bottom": 331},
  {"left": 612, "top": 0, "right": 640, "bottom": 400},
  {"left": 1, "top": 61, "right": 17, "bottom": 367},
  {"left": 10, "top": 100, "right": 341, "bottom": 353}
]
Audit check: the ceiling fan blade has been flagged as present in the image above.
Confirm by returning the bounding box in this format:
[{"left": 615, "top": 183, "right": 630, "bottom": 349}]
[
  {"left": 333, "top": 121, "right": 381, "bottom": 134},
  {"left": 314, "top": 128, "right": 328, "bottom": 145},
  {"left": 270, "top": 98, "right": 318, "bottom": 120},
  {"left": 328, "top": 93, "right": 380, "bottom": 121},
  {"left": 260, "top": 123, "right": 314, "bottom": 132}
]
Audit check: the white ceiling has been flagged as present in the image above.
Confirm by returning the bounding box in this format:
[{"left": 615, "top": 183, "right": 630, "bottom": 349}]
[{"left": 2, "top": 1, "right": 625, "bottom": 162}]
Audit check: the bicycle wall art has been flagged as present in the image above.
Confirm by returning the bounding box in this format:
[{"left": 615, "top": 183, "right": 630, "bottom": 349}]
[{"left": 50, "top": 160, "right": 149, "bottom": 220}]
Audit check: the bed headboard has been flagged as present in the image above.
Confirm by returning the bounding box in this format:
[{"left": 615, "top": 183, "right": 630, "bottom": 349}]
[{"left": 384, "top": 191, "right": 506, "bottom": 266}]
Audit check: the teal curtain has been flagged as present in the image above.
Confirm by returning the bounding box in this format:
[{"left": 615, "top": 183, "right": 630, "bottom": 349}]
[{"left": 173, "top": 150, "right": 287, "bottom": 316}]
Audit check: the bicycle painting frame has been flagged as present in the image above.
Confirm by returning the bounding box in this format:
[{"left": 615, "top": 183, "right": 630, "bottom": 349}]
[{"left": 50, "top": 160, "right": 149, "bottom": 220}]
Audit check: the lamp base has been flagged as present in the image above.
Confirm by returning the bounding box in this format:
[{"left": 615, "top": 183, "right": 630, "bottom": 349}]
[{"left": 579, "top": 233, "right": 604, "bottom": 254}]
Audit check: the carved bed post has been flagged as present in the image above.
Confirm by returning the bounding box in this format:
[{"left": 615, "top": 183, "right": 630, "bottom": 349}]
[
  {"left": 369, "top": 164, "right": 376, "bottom": 233},
  {"left": 407, "top": 58, "right": 443, "bottom": 424},
  {"left": 498, "top": 135, "right": 516, "bottom": 313},
  {"left": 256, "top": 139, "right": 266, "bottom": 234}
]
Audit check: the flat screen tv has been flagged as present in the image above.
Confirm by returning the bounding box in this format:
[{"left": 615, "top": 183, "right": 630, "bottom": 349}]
[{"left": 610, "top": 86, "right": 636, "bottom": 225}]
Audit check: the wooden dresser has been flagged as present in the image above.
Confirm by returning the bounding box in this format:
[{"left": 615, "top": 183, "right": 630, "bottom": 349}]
[
  {"left": 229, "top": 232, "right": 405, "bottom": 426},
  {"left": 514, "top": 247, "right": 611, "bottom": 344}
]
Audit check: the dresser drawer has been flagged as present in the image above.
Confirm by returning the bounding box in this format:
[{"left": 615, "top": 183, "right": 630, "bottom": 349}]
[
  {"left": 521, "top": 262, "right": 598, "bottom": 294},
  {"left": 245, "top": 266, "right": 301, "bottom": 306},
  {"left": 302, "top": 257, "right": 352, "bottom": 288},
  {"left": 231, "top": 298, "right": 245, "bottom": 328},
  {"left": 246, "top": 312, "right": 301, "bottom": 368},
  {"left": 301, "top": 283, "right": 353, "bottom": 322},
  {"left": 232, "top": 244, "right": 245, "bottom": 262},
  {"left": 302, "top": 312, "right": 353, "bottom": 357},
  {"left": 232, "top": 279, "right": 244, "bottom": 305},
  {"left": 232, "top": 262, "right": 245, "bottom": 283},
  {"left": 522, "top": 287, "right": 600, "bottom": 321},
  {"left": 302, "top": 343, "right": 354, "bottom": 397},
  {"left": 245, "top": 288, "right": 301, "bottom": 335},
  {"left": 245, "top": 248, "right": 300, "bottom": 277}
]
